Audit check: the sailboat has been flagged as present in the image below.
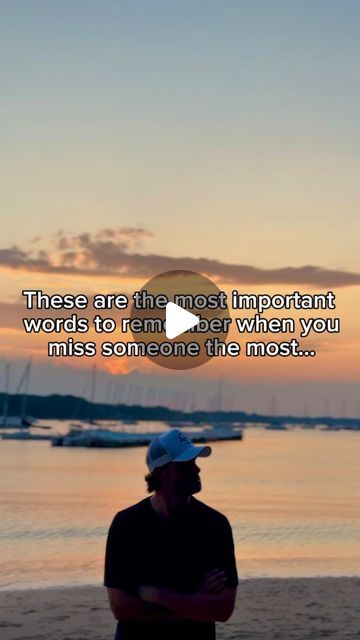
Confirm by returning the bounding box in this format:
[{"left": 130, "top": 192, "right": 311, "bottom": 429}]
[
  {"left": 69, "top": 364, "right": 100, "bottom": 429},
  {"left": 265, "top": 394, "right": 287, "bottom": 430},
  {"left": 87, "top": 364, "right": 99, "bottom": 426},
  {"left": 0, "top": 361, "right": 34, "bottom": 428}
]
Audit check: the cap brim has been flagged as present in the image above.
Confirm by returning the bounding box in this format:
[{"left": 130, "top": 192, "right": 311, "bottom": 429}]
[{"left": 173, "top": 444, "right": 212, "bottom": 463}]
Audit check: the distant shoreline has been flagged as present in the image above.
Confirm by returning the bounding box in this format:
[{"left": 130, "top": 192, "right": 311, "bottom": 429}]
[{"left": 1, "top": 391, "right": 360, "bottom": 428}]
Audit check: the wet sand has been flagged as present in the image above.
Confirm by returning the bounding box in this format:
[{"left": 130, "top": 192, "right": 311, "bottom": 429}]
[{"left": 0, "top": 577, "right": 359, "bottom": 639}]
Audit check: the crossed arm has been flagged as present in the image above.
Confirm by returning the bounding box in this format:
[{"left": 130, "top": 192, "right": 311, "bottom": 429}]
[{"left": 107, "top": 569, "right": 237, "bottom": 624}]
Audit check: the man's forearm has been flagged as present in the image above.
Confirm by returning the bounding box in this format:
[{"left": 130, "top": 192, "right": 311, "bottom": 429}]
[
  {"left": 154, "top": 588, "right": 235, "bottom": 622},
  {"left": 110, "top": 593, "right": 175, "bottom": 623}
]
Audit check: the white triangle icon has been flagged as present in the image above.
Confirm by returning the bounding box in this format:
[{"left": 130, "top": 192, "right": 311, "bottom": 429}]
[{"left": 165, "top": 302, "right": 200, "bottom": 339}]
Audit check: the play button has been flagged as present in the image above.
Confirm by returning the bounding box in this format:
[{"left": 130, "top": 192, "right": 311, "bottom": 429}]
[
  {"left": 129, "top": 270, "right": 231, "bottom": 370},
  {"left": 165, "top": 302, "right": 200, "bottom": 339}
]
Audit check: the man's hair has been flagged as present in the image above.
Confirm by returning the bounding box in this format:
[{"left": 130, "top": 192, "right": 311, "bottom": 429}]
[
  {"left": 145, "top": 470, "right": 161, "bottom": 493},
  {"left": 144, "top": 465, "right": 168, "bottom": 493}
]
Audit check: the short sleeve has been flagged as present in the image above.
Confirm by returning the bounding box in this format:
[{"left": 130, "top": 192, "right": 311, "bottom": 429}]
[
  {"left": 104, "top": 513, "right": 135, "bottom": 592},
  {"left": 217, "top": 516, "right": 239, "bottom": 588}
]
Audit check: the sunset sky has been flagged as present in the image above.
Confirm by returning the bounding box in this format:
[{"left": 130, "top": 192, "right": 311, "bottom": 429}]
[{"left": 1, "top": 1, "right": 359, "bottom": 416}]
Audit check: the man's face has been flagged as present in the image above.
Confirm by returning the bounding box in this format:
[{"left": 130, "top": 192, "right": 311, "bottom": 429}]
[{"left": 162, "top": 459, "right": 201, "bottom": 497}]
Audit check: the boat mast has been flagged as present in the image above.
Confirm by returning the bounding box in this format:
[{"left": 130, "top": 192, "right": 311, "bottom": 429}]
[
  {"left": 20, "top": 360, "right": 31, "bottom": 420},
  {"left": 2, "top": 362, "right": 10, "bottom": 426},
  {"left": 13, "top": 360, "right": 31, "bottom": 422},
  {"left": 216, "top": 377, "right": 224, "bottom": 413},
  {"left": 90, "top": 364, "right": 96, "bottom": 405},
  {"left": 88, "top": 364, "right": 97, "bottom": 424}
]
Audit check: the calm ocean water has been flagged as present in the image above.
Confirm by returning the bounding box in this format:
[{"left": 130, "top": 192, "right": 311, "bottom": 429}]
[{"left": 1, "top": 423, "right": 359, "bottom": 590}]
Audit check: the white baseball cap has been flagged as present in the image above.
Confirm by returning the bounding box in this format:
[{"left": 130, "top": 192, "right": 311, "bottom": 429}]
[{"left": 146, "top": 428, "right": 212, "bottom": 472}]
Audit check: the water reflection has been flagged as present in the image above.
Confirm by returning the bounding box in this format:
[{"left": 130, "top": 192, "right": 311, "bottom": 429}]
[{"left": 1, "top": 425, "right": 359, "bottom": 588}]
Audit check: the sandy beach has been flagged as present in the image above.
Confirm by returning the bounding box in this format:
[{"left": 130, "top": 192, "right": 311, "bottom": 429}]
[{"left": 0, "top": 577, "right": 359, "bottom": 640}]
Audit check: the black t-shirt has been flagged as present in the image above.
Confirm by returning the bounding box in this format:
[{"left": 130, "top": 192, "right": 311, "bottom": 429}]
[{"left": 104, "top": 496, "right": 238, "bottom": 640}]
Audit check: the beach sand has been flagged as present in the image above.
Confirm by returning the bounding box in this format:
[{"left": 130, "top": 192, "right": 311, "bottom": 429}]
[{"left": 0, "top": 578, "right": 359, "bottom": 640}]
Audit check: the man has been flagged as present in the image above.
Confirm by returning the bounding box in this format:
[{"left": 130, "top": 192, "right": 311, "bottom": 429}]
[{"left": 104, "top": 428, "right": 238, "bottom": 639}]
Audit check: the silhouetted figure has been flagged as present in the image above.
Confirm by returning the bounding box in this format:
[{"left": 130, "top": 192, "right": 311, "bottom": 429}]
[{"left": 105, "top": 429, "right": 238, "bottom": 639}]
